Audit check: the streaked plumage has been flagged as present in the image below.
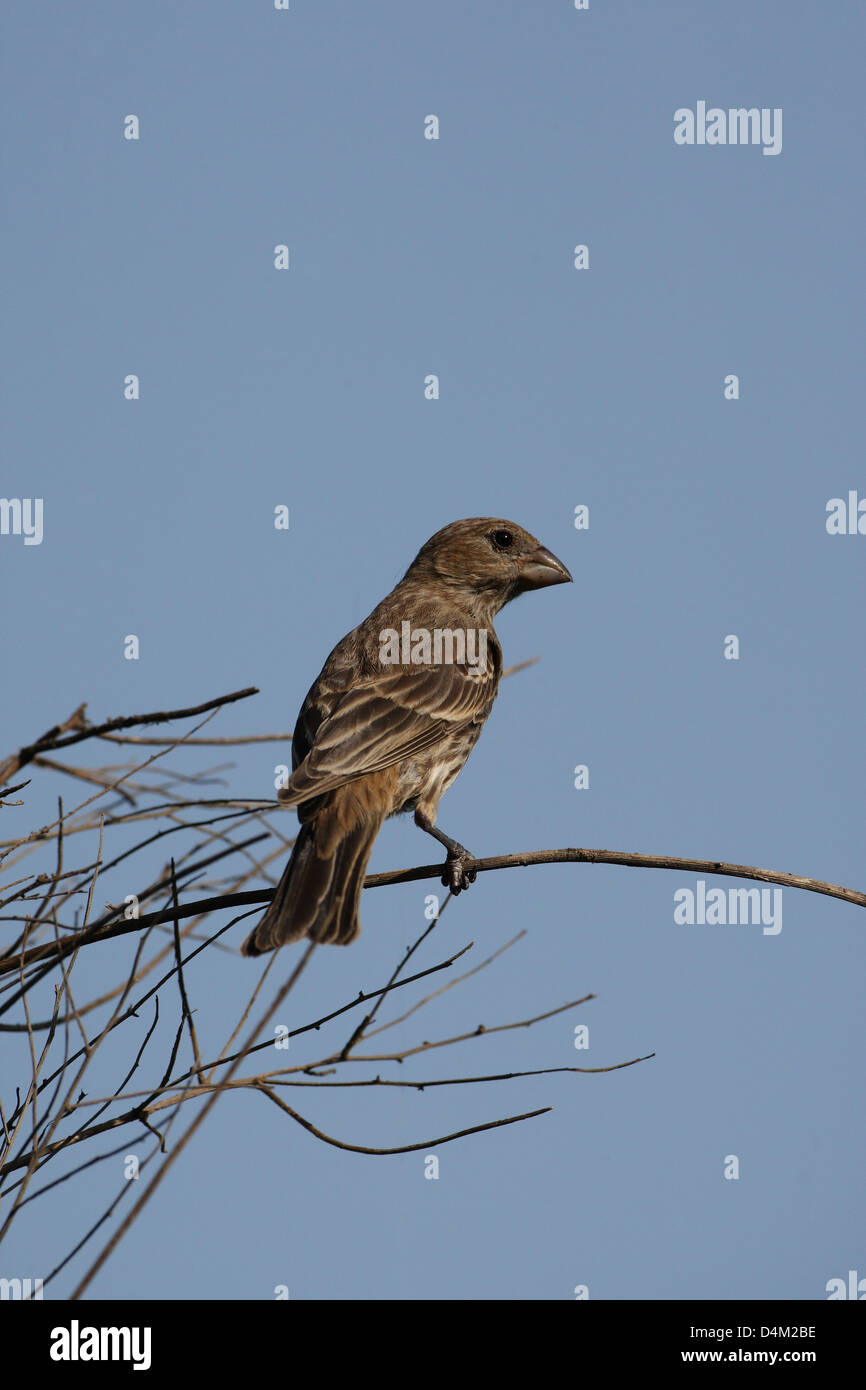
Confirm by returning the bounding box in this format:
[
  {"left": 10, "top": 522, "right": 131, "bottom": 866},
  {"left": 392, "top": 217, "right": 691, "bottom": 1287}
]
[{"left": 242, "top": 518, "right": 571, "bottom": 954}]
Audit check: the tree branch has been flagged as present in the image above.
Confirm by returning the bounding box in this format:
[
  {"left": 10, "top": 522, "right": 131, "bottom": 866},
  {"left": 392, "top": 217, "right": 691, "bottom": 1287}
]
[
  {"left": 3, "top": 846, "right": 860, "bottom": 982},
  {"left": 255, "top": 1084, "right": 552, "bottom": 1155},
  {"left": 0, "top": 687, "right": 258, "bottom": 790}
]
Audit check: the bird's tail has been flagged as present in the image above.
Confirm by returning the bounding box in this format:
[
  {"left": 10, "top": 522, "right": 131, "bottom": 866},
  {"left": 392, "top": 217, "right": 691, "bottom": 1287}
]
[{"left": 241, "top": 811, "right": 383, "bottom": 955}]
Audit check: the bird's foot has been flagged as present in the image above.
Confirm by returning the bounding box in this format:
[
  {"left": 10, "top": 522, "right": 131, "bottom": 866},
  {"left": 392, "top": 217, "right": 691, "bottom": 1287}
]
[{"left": 442, "top": 846, "right": 477, "bottom": 895}]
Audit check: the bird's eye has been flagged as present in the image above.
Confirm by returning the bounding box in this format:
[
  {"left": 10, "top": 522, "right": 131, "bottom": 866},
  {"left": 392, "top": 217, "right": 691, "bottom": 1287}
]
[{"left": 488, "top": 529, "right": 514, "bottom": 551}]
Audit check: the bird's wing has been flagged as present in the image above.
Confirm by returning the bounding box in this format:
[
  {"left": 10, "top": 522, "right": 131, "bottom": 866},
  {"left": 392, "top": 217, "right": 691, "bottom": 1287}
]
[{"left": 281, "top": 658, "right": 499, "bottom": 806}]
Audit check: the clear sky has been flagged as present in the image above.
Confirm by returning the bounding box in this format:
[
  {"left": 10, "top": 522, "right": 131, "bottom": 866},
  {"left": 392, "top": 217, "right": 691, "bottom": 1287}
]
[{"left": 1, "top": 0, "right": 863, "bottom": 1300}]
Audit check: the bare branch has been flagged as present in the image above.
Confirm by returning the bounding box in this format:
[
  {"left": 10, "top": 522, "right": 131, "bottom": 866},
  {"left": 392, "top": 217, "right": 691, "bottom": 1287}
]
[
  {"left": 0, "top": 687, "right": 258, "bottom": 790},
  {"left": 343, "top": 994, "right": 597, "bottom": 1064},
  {"left": 5, "top": 845, "right": 859, "bottom": 985},
  {"left": 363, "top": 848, "right": 866, "bottom": 909},
  {"left": 169, "top": 860, "right": 204, "bottom": 1085},
  {"left": 255, "top": 1083, "right": 552, "bottom": 1155},
  {"left": 67, "top": 941, "right": 320, "bottom": 1300}
]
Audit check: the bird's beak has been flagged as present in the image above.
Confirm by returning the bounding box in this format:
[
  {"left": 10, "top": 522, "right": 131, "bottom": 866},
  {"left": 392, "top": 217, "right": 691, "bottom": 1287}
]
[{"left": 516, "top": 544, "right": 573, "bottom": 590}]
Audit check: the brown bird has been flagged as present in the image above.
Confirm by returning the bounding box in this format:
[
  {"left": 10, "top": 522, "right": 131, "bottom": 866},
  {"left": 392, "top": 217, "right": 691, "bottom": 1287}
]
[{"left": 242, "top": 518, "right": 571, "bottom": 955}]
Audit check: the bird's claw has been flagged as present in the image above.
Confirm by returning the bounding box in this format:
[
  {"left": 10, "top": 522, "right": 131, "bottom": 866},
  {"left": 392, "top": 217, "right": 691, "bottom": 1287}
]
[{"left": 442, "top": 848, "right": 477, "bottom": 894}]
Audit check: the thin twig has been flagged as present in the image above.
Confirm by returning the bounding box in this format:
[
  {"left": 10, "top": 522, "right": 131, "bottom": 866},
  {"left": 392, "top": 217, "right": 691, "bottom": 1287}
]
[
  {"left": 169, "top": 859, "right": 204, "bottom": 1085},
  {"left": 256, "top": 1084, "right": 552, "bottom": 1156},
  {"left": 0, "top": 687, "right": 258, "bottom": 789}
]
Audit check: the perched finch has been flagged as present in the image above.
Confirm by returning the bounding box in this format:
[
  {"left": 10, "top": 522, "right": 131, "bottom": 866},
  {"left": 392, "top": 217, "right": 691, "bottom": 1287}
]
[{"left": 242, "top": 518, "right": 571, "bottom": 955}]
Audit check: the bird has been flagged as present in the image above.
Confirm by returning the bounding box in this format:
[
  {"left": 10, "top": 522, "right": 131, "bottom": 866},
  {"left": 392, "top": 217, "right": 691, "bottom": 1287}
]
[{"left": 241, "top": 517, "right": 572, "bottom": 955}]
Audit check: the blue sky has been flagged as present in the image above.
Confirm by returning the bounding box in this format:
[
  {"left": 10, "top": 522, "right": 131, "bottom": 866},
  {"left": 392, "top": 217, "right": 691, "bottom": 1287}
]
[{"left": 1, "top": 0, "right": 863, "bottom": 1300}]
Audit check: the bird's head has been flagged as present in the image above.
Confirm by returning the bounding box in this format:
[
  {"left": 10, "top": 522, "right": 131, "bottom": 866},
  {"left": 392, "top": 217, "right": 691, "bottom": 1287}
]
[{"left": 405, "top": 518, "right": 572, "bottom": 614}]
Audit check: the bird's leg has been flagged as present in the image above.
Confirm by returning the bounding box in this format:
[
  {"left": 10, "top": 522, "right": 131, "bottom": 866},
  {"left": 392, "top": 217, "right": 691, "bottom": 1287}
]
[{"left": 414, "top": 809, "right": 477, "bottom": 894}]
